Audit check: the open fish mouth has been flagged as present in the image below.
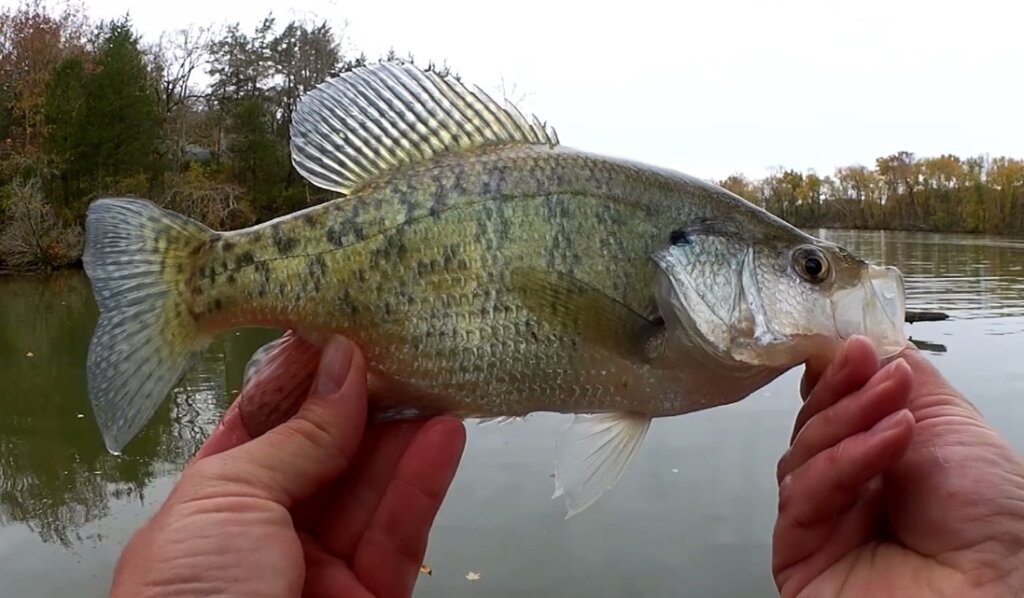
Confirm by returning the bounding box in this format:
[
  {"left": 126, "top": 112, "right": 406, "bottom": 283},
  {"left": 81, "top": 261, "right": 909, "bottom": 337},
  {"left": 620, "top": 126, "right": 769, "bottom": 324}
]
[{"left": 829, "top": 264, "right": 907, "bottom": 357}]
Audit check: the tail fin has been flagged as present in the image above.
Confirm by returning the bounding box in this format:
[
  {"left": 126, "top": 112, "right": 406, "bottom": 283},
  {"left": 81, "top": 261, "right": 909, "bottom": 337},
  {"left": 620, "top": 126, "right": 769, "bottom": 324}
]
[{"left": 83, "top": 198, "right": 213, "bottom": 454}]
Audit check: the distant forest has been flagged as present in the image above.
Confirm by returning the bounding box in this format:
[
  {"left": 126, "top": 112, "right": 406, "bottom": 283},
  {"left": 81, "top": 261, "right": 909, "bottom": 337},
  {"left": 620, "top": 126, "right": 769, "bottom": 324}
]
[{"left": 1, "top": 1, "right": 1022, "bottom": 272}]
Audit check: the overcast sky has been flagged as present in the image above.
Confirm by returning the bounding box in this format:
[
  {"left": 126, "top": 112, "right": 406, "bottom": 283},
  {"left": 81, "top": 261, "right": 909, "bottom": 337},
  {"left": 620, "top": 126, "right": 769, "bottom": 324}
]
[{"left": 82, "top": 0, "right": 1023, "bottom": 181}]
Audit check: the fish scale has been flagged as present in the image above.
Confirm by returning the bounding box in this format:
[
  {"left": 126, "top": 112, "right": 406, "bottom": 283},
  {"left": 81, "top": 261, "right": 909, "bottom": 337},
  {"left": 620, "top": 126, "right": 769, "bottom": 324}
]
[{"left": 81, "top": 61, "right": 907, "bottom": 517}]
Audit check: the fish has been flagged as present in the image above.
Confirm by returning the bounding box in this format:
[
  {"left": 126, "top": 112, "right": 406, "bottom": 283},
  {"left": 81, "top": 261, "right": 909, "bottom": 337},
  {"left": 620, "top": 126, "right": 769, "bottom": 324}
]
[{"left": 82, "top": 61, "right": 907, "bottom": 517}]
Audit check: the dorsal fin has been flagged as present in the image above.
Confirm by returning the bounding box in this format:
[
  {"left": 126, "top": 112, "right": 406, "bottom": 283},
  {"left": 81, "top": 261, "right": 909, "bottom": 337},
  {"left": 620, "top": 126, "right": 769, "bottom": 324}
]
[{"left": 290, "top": 61, "right": 560, "bottom": 194}]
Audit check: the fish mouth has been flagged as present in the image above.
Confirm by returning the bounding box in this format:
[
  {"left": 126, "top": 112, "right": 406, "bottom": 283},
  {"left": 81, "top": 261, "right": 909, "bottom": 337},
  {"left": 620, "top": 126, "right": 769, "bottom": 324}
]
[{"left": 829, "top": 265, "right": 907, "bottom": 357}]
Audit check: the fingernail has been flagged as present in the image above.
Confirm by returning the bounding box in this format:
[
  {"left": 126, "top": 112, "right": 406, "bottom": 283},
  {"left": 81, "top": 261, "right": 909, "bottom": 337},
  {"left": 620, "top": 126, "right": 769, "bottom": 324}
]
[
  {"left": 314, "top": 336, "right": 354, "bottom": 396},
  {"left": 869, "top": 408, "right": 912, "bottom": 436},
  {"left": 865, "top": 357, "right": 906, "bottom": 390}
]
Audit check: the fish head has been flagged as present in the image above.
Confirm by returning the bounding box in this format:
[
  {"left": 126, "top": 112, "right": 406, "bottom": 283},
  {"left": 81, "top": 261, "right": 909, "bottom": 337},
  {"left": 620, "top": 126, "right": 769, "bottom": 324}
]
[{"left": 652, "top": 220, "right": 906, "bottom": 369}]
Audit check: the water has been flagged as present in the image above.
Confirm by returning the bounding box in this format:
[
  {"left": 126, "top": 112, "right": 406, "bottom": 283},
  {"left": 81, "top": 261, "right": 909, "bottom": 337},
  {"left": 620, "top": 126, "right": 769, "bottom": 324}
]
[{"left": 2, "top": 229, "right": 1024, "bottom": 597}]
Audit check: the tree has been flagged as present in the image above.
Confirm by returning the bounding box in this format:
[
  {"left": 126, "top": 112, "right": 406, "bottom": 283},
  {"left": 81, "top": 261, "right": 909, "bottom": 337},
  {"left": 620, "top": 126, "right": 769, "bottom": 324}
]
[
  {"left": 719, "top": 173, "right": 761, "bottom": 205},
  {"left": 42, "top": 55, "right": 87, "bottom": 207},
  {"left": 0, "top": 0, "right": 87, "bottom": 157},
  {"left": 76, "top": 16, "right": 161, "bottom": 189}
]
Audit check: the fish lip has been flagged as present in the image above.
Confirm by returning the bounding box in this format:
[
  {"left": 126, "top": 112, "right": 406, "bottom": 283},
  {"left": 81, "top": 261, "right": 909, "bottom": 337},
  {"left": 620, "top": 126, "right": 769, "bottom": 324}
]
[{"left": 830, "top": 264, "right": 907, "bottom": 357}]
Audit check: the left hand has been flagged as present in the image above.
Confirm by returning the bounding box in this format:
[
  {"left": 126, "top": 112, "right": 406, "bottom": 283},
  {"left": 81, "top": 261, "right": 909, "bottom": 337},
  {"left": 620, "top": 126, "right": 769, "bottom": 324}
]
[
  {"left": 110, "top": 335, "right": 467, "bottom": 598},
  {"left": 772, "top": 336, "right": 1024, "bottom": 597}
]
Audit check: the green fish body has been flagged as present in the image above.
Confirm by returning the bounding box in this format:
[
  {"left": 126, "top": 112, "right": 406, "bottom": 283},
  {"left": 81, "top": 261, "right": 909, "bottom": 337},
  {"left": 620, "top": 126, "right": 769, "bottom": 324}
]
[{"left": 83, "top": 63, "right": 907, "bottom": 516}]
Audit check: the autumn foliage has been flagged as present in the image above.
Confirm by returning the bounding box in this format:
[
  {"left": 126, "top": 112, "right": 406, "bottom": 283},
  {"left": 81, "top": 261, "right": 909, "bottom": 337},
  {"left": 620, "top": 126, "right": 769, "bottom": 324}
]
[{"left": 718, "top": 152, "right": 1024, "bottom": 234}]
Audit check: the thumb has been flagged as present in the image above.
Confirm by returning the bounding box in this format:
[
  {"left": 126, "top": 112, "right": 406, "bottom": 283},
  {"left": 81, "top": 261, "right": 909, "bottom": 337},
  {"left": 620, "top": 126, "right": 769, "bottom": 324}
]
[{"left": 222, "top": 335, "right": 368, "bottom": 507}]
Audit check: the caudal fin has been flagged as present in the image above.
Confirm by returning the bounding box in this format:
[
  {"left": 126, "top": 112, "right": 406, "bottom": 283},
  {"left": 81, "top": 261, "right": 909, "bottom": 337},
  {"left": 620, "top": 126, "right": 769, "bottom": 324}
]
[{"left": 83, "top": 198, "right": 212, "bottom": 454}]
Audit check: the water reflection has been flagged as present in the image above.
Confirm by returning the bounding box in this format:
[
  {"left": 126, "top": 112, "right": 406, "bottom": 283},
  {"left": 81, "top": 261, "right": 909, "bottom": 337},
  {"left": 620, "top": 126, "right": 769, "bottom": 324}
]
[
  {"left": 816, "top": 229, "right": 1024, "bottom": 319},
  {"left": 0, "top": 272, "right": 277, "bottom": 548},
  {"left": 0, "top": 230, "right": 1023, "bottom": 596}
]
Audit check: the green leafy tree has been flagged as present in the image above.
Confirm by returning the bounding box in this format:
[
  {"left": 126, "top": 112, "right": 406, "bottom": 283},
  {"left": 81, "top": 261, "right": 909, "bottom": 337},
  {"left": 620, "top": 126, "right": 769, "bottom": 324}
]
[{"left": 75, "top": 16, "right": 161, "bottom": 190}]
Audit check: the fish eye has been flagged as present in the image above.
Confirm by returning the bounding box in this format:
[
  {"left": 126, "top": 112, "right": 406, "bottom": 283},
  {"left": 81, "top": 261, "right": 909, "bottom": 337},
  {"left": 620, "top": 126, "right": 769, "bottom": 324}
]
[{"left": 792, "top": 246, "right": 830, "bottom": 284}]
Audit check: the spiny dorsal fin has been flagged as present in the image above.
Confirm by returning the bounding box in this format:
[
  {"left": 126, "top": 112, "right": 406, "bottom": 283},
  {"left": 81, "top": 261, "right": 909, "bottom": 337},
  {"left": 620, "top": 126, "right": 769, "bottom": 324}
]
[{"left": 290, "top": 61, "right": 559, "bottom": 194}]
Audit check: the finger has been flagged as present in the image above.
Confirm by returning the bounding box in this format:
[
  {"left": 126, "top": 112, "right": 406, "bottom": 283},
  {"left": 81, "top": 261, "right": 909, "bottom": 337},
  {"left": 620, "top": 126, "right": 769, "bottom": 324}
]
[
  {"left": 191, "top": 396, "right": 251, "bottom": 461},
  {"left": 197, "top": 335, "right": 368, "bottom": 507},
  {"left": 791, "top": 336, "right": 880, "bottom": 443},
  {"left": 778, "top": 358, "right": 911, "bottom": 483},
  {"left": 299, "top": 533, "right": 370, "bottom": 598},
  {"left": 800, "top": 342, "right": 843, "bottom": 400},
  {"left": 774, "top": 408, "right": 914, "bottom": 570},
  {"left": 298, "top": 419, "right": 427, "bottom": 535},
  {"left": 351, "top": 417, "right": 466, "bottom": 598}
]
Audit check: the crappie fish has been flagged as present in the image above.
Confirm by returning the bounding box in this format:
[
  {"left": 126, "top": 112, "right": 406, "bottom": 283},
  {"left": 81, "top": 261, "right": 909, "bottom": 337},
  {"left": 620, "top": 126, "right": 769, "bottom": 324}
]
[{"left": 82, "top": 62, "right": 907, "bottom": 516}]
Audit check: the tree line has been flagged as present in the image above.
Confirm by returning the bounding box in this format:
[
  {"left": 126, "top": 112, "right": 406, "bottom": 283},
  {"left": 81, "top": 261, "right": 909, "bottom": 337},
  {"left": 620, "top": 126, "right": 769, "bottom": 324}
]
[
  {"left": 717, "top": 152, "right": 1024, "bottom": 235},
  {"left": 1, "top": 1, "right": 1021, "bottom": 273}
]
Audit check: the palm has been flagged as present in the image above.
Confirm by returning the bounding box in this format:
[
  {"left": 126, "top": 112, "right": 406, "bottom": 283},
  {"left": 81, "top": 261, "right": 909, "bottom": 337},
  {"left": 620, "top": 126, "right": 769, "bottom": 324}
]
[
  {"left": 289, "top": 420, "right": 457, "bottom": 597},
  {"left": 773, "top": 340, "right": 1024, "bottom": 597}
]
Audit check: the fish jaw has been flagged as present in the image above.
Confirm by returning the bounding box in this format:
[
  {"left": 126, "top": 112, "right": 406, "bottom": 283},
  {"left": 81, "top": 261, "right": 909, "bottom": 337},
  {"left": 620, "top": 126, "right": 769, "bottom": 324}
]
[{"left": 829, "top": 264, "right": 907, "bottom": 358}]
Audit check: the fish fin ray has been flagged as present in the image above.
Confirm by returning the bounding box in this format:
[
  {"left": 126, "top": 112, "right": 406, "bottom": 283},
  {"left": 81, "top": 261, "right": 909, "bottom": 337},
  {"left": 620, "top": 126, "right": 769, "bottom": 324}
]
[
  {"left": 509, "top": 266, "right": 660, "bottom": 362},
  {"left": 476, "top": 415, "right": 523, "bottom": 426},
  {"left": 553, "top": 412, "right": 652, "bottom": 518},
  {"left": 237, "top": 331, "right": 323, "bottom": 437},
  {"left": 290, "top": 61, "right": 558, "bottom": 194},
  {"left": 82, "top": 198, "right": 212, "bottom": 454}
]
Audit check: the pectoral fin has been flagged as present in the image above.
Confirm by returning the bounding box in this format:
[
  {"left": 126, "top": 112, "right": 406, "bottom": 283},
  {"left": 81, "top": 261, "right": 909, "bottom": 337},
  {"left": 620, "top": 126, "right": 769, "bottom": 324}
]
[
  {"left": 509, "top": 267, "right": 661, "bottom": 362},
  {"left": 553, "top": 411, "right": 652, "bottom": 518},
  {"left": 237, "top": 330, "right": 322, "bottom": 437}
]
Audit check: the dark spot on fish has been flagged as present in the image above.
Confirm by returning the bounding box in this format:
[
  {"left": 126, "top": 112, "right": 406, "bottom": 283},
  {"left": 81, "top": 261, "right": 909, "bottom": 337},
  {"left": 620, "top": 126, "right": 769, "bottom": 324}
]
[
  {"left": 254, "top": 261, "right": 272, "bottom": 289},
  {"left": 272, "top": 226, "right": 299, "bottom": 254},
  {"left": 278, "top": 282, "right": 287, "bottom": 297},
  {"left": 227, "top": 273, "right": 237, "bottom": 285},
  {"left": 670, "top": 227, "right": 690, "bottom": 246},
  {"left": 416, "top": 259, "right": 430, "bottom": 276},
  {"left": 175, "top": 263, "right": 183, "bottom": 275},
  {"left": 530, "top": 331, "right": 538, "bottom": 342},
  {"left": 237, "top": 251, "right": 256, "bottom": 268},
  {"left": 301, "top": 212, "right": 318, "bottom": 227},
  {"left": 441, "top": 244, "right": 460, "bottom": 269},
  {"left": 307, "top": 255, "right": 327, "bottom": 292},
  {"left": 213, "top": 298, "right": 223, "bottom": 311},
  {"left": 402, "top": 193, "right": 417, "bottom": 220},
  {"left": 221, "top": 239, "right": 236, "bottom": 254},
  {"left": 430, "top": 182, "right": 447, "bottom": 217},
  {"left": 326, "top": 224, "right": 346, "bottom": 248}
]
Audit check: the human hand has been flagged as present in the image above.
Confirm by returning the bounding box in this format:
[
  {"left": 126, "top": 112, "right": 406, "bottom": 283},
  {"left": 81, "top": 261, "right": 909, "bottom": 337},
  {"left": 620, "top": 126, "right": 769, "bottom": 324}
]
[
  {"left": 110, "top": 335, "right": 466, "bottom": 598},
  {"left": 772, "top": 336, "right": 1024, "bottom": 597}
]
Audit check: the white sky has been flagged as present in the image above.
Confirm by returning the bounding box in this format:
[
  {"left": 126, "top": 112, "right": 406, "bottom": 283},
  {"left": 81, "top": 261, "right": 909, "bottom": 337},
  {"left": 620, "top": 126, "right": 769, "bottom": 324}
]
[{"left": 75, "top": 0, "right": 1024, "bottom": 181}]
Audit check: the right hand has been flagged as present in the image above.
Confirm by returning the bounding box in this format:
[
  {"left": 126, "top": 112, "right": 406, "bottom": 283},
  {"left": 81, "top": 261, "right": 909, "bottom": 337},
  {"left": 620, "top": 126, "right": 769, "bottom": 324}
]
[{"left": 773, "top": 336, "right": 1024, "bottom": 597}]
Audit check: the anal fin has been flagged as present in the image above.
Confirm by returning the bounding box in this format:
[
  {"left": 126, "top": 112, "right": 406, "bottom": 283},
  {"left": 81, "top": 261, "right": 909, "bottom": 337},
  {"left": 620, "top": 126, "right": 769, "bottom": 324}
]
[
  {"left": 553, "top": 412, "right": 652, "bottom": 518},
  {"left": 237, "top": 330, "right": 323, "bottom": 437}
]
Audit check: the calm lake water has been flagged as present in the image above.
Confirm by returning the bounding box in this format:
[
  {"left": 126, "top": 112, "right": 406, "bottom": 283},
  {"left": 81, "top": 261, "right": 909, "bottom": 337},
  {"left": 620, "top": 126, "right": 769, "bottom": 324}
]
[{"left": 2, "top": 229, "right": 1024, "bottom": 597}]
